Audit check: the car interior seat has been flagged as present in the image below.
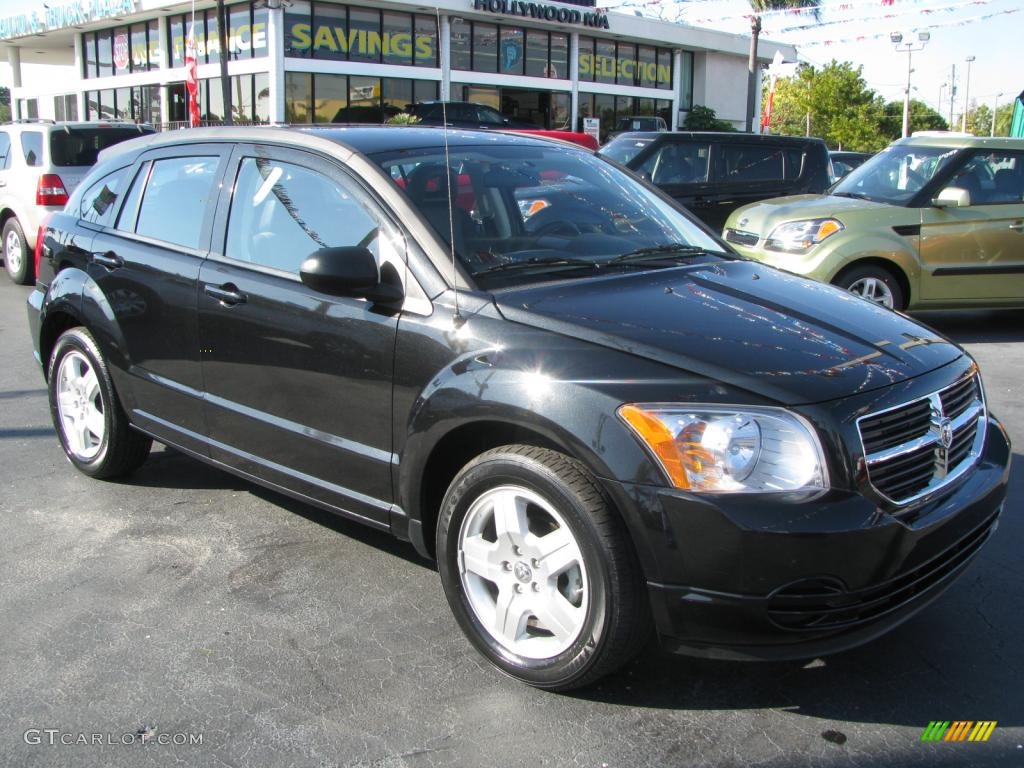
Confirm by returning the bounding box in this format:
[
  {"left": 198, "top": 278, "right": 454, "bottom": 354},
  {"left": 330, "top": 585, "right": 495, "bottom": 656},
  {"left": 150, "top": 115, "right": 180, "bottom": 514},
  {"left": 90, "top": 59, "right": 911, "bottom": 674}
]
[{"left": 406, "top": 164, "right": 474, "bottom": 258}]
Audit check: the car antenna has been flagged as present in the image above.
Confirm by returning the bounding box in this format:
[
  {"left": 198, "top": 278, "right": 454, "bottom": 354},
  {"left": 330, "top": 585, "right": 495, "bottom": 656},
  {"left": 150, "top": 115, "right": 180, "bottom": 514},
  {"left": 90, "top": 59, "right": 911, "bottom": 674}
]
[{"left": 437, "top": 7, "right": 464, "bottom": 328}]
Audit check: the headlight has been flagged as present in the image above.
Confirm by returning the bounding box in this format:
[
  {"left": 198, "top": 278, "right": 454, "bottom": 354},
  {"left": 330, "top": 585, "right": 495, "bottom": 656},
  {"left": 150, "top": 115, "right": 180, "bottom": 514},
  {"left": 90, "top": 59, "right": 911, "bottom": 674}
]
[
  {"left": 618, "top": 404, "right": 827, "bottom": 493},
  {"left": 764, "top": 218, "right": 844, "bottom": 253}
]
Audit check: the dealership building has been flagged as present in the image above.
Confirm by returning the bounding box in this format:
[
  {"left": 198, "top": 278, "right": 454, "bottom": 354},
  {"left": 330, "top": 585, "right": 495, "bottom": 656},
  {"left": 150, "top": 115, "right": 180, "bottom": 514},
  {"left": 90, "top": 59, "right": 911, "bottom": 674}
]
[{"left": 0, "top": 0, "right": 796, "bottom": 137}]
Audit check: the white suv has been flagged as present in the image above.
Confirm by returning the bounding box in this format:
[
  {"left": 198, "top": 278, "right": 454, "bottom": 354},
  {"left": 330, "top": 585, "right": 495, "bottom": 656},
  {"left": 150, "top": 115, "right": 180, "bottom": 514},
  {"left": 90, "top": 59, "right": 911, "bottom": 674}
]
[{"left": 0, "top": 121, "right": 153, "bottom": 284}]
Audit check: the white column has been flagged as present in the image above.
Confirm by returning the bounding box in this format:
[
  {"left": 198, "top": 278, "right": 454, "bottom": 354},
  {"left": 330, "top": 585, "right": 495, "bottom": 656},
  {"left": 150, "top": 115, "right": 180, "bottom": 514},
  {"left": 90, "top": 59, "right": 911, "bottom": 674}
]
[
  {"left": 267, "top": 5, "right": 285, "bottom": 123},
  {"left": 671, "top": 49, "right": 682, "bottom": 130},
  {"left": 754, "top": 65, "right": 764, "bottom": 134},
  {"left": 439, "top": 14, "right": 451, "bottom": 101},
  {"left": 156, "top": 17, "right": 171, "bottom": 127},
  {"left": 8, "top": 47, "right": 21, "bottom": 120},
  {"left": 569, "top": 32, "right": 579, "bottom": 132},
  {"left": 73, "top": 34, "right": 86, "bottom": 120}
]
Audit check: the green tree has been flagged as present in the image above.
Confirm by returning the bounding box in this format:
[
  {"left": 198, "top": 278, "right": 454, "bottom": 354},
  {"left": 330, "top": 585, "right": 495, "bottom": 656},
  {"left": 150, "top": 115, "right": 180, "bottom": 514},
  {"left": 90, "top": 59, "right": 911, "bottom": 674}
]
[
  {"left": 766, "top": 61, "right": 881, "bottom": 150},
  {"left": 683, "top": 105, "right": 735, "bottom": 131},
  {"left": 964, "top": 101, "right": 1015, "bottom": 136},
  {"left": 746, "top": 0, "right": 820, "bottom": 132},
  {"left": 876, "top": 99, "right": 948, "bottom": 141}
]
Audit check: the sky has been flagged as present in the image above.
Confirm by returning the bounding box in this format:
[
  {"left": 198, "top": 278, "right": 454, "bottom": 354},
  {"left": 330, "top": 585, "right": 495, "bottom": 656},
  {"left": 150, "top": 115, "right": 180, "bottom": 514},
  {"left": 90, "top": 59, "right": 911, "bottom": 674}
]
[
  {"left": 0, "top": 0, "right": 1019, "bottom": 123},
  {"left": 612, "top": 0, "right": 1022, "bottom": 123}
]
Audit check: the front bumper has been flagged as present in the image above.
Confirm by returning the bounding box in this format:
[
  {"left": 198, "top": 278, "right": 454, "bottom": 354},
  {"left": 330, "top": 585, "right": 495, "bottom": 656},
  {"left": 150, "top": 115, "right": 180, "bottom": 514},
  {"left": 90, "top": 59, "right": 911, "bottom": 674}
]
[{"left": 609, "top": 414, "right": 1010, "bottom": 661}]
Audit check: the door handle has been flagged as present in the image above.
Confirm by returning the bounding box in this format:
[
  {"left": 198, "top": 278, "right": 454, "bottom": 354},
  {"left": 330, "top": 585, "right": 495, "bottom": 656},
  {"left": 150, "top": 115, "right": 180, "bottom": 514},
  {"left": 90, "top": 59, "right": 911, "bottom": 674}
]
[
  {"left": 92, "top": 251, "right": 123, "bottom": 269},
  {"left": 204, "top": 283, "right": 247, "bottom": 306},
  {"left": 1009, "top": 222, "right": 1024, "bottom": 232}
]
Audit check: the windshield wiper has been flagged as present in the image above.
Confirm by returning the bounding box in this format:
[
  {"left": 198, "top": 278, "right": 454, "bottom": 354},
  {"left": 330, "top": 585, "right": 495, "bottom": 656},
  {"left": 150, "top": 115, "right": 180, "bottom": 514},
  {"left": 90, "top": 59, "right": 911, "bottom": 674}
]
[
  {"left": 610, "top": 243, "right": 728, "bottom": 264},
  {"left": 473, "top": 256, "right": 600, "bottom": 277},
  {"left": 832, "top": 191, "right": 872, "bottom": 200}
]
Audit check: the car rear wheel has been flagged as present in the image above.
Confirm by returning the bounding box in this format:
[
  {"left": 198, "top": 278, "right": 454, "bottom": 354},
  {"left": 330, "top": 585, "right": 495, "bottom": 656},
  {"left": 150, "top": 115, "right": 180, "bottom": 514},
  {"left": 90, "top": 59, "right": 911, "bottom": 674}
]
[
  {"left": 436, "top": 445, "right": 650, "bottom": 690},
  {"left": 834, "top": 264, "right": 905, "bottom": 310},
  {"left": 3, "top": 218, "right": 31, "bottom": 285},
  {"left": 48, "top": 327, "right": 151, "bottom": 479}
]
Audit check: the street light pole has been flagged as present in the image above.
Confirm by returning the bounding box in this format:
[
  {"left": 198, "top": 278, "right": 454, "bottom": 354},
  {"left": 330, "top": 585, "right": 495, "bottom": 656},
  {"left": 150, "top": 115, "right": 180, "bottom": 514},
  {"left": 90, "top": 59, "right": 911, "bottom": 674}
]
[
  {"left": 891, "top": 31, "right": 930, "bottom": 138},
  {"left": 960, "top": 55, "right": 975, "bottom": 132},
  {"left": 992, "top": 92, "right": 1003, "bottom": 136},
  {"left": 939, "top": 82, "right": 947, "bottom": 118}
]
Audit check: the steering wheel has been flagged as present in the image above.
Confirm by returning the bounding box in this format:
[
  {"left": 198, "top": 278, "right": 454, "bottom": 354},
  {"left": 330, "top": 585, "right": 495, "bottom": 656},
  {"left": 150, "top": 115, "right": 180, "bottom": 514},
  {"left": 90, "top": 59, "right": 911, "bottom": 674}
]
[{"left": 530, "top": 219, "right": 583, "bottom": 237}]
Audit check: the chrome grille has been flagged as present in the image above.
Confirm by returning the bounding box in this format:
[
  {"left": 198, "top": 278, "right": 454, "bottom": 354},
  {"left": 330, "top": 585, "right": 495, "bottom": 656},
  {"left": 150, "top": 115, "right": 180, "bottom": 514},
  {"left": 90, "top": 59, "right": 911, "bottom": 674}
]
[
  {"left": 725, "top": 229, "right": 759, "bottom": 247},
  {"left": 858, "top": 373, "right": 985, "bottom": 506}
]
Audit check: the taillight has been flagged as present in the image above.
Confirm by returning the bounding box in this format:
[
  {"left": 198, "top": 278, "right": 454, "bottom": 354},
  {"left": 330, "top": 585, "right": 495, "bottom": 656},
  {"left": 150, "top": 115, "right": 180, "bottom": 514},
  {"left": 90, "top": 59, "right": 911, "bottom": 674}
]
[
  {"left": 36, "top": 174, "right": 68, "bottom": 206},
  {"left": 34, "top": 213, "right": 54, "bottom": 278}
]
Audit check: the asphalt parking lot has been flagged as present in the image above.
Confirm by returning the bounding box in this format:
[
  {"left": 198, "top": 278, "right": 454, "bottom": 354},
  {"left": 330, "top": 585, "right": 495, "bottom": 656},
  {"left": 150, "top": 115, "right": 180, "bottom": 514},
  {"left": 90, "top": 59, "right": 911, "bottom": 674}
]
[{"left": 0, "top": 278, "right": 1021, "bottom": 768}]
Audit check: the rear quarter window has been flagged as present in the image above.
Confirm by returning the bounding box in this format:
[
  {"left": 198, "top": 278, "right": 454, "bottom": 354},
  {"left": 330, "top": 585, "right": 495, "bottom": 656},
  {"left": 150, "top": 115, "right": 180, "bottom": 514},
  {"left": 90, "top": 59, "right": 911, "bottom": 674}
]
[
  {"left": 21, "top": 132, "right": 44, "bottom": 167},
  {"left": 0, "top": 131, "right": 10, "bottom": 169},
  {"left": 79, "top": 167, "right": 129, "bottom": 227},
  {"left": 719, "top": 144, "right": 785, "bottom": 182},
  {"left": 49, "top": 128, "right": 150, "bottom": 167}
]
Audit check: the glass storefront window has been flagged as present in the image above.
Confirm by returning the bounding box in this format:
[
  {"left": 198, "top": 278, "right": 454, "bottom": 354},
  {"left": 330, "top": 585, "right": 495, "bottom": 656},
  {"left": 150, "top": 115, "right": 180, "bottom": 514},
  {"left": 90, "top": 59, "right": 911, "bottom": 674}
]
[
  {"left": 130, "top": 24, "right": 148, "bottom": 71},
  {"left": 595, "top": 40, "right": 615, "bottom": 85},
  {"left": 413, "top": 15, "right": 437, "bottom": 67},
  {"left": 349, "top": 75, "right": 382, "bottom": 121},
  {"left": 412, "top": 79, "right": 438, "bottom": 106},
  {"left": 84, "top": 33, "right": 96, "bottom": 78},
  {"left": 679, "top": 51, "right": 694, "bottom": 110},
  {"left": 97, "top": 31, "right": 113, "bottom": 78},
  {"left": 205, "top": 9, "right": 221, "bottom": 64},
  {"left": 616, "top": 96, "right": 635, "bottom": 120},
  {"left": 206, "top": 77, "right": 225, "bottom": 121},
  {"left": 254, "top": 73, "right": 270, "bottom": 121},
  {"left": 114, "top": 87, "right": 130, "bottom": 119},
  {"left": 349, "top": 8, "right": 381, "bottom": 63},
  {"left": 251, "top": 5, "right": 268, "bottom": 58},
  {"left": 229, "top": 3, "right": 252, "bottom": 60},
  {"left": 286, "top": 72, "right": 313, "bottom": 122},
  {"left": 315, "top": 73, "right": 348, "bottom": 123},
  {"left": 551, "top": 92, "right": 570, "bottom": 130},
  {"left": 577, "top": 37, "right": 594, "bottom": 82},
  {"left": 99, "top": 89, "right": 115, "bottom": 119},
  {"left": 616, "top": 43, "right": 636, "bottom": 86},
  {"left": 638, "top": 46, "right": 656, "bottom": 89},
  {"left": 637, "top": 97, "right": 655, "bottom": 116},
  {"left": 450, "top": 19, "right": 470, "bottom": 70},
  {"left": 284, "top": 2, "right": 312, "bottom": 58},
  {"left": 525, "top": 29, "right": 547, "bottom": 78},
  {"left": 110, "top": 28, "right": 129, "bottom": 76},
  {"left": 382, "top": 12, "right": 412, "bottom": 66},
  {"left": 499, "top": 27, "right": 524, "bottom": 76},
  {"left": 473, "top": 22, "right": 497, "bottom": 73},
  {"left": 657, "top": 49, "right": 672, "bottom": 90},
  {"left": 382, "top": 77, "right": 412, "bottom": 119},
  {"left": 311, "top": 2, "right": 346, "bottom": 61},
  {"left": 549, "top": 33, "right": 567, "bottom": 80},
  {"left": 170, "top": 16, "right": 185, "bottom": 67}
]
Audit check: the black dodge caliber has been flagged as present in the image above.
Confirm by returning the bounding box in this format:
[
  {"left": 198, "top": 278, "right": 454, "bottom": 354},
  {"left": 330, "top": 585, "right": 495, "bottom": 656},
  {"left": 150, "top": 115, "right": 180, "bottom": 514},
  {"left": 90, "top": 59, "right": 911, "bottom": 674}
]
[{"left": 28, "top": 127, "right": 1010, "bottom": 690}]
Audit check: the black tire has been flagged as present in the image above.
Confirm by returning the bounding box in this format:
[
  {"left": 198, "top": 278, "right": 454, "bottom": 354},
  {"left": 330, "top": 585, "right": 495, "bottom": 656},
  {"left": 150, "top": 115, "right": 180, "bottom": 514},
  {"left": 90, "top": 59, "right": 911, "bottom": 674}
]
[
  {"left": 3, "top": 217, "right": 32, "bottom": 285},
  {"left": 833, "top": 263, "right": 906, "bottom": 310},
  {"left": 47, "top": 327, "right": 151, "bottom": 479},
  {"left": 436, "top": 445, "right": 650, "bottom": 690}
]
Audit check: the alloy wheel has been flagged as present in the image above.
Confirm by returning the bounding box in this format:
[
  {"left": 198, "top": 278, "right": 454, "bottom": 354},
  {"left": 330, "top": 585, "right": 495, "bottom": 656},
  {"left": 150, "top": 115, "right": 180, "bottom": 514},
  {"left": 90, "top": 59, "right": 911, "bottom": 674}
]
[
  {"left": 5, "top": 229, "right": 23, "bottom": 275},
  {"left": 55, "top": 350, "right": 105, "bottom": 460},
  {"left": 457, "top": 484, "right": 588, "bottom": 659},
  {"left": 847, "top": 276, "right": 894, "bottom": 308}
]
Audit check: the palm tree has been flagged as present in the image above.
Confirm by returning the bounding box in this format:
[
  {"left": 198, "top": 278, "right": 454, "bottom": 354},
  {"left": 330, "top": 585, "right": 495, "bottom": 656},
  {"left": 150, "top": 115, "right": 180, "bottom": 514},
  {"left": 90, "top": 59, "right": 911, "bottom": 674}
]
[{"left": 746, "top": 0, "right": 820, "bottom": 132}]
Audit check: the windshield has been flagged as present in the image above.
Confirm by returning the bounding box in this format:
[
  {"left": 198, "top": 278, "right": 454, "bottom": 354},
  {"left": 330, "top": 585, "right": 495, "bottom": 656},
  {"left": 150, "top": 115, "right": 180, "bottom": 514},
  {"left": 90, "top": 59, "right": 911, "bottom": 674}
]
[
  {"left": 832, "top": 144, "right": 962, "bottom": 205},
  {"left": 598, "top": 137, "right": 655, "bottom": 166},
  {"left": 372, "top": 143, "right": 725, "bottom": 288},
  {"left": 50, "top": 128, "right": 151, "bottom": 167}
]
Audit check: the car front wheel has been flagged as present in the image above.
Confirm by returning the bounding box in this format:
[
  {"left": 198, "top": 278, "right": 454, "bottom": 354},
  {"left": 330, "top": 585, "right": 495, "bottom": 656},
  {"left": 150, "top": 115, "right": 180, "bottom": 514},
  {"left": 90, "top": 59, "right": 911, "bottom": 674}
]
[
  {"left": 3, "top": 217, "right": 31, "bottom": 285},
  {"left": 48, "top": 327, "right": 151, "bottom": 478},
  {"left": 436, "top": 445, "right": 650, "bottom": 690},
  {"left": 834, "top": 263, "right": 905, "bottom": 310}
]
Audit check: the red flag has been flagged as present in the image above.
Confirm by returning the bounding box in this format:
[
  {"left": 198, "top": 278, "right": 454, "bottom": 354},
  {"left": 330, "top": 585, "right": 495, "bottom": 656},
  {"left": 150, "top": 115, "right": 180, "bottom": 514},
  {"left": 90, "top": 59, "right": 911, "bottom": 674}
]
[{"left": 185, "top": 23, "right": 200, "bottom": 127}]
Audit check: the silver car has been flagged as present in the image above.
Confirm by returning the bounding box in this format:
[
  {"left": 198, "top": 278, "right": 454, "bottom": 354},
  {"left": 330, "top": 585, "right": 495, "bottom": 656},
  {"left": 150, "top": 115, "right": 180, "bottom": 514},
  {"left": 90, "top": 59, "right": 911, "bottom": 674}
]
[{"left": 0, "top": 120, "right": 153, "bottom": 284}]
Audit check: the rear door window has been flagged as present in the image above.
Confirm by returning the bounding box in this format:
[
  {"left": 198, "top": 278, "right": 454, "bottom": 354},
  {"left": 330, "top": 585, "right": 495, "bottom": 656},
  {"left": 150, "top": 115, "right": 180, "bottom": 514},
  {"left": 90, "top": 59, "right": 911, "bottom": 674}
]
[
  {"left": 718, "top": 144, "right": 786, "bottom": 182},
  {"left": 135, "top": 157, "right": 220, "bottom": 249},
  {"left": 49, "top": 128, "right": 149, "bottom": 167},
  {"left": 637, "top": 141, "right": 711, "bottom": 184},
  {"left": 0, "top": 132, "right": 10, "bottom": 169},
  {"left": 21, "top": 131, "right": 44, "bottom": 167},
  {"left": 784, "top": 149, "right": 804, "bottom": 180}
]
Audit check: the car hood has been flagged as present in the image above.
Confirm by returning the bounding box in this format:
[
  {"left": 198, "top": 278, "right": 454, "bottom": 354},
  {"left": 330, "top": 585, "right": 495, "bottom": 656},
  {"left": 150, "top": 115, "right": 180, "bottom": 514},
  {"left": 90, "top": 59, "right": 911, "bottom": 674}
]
[
  {"left": 494, "top": 260, "right": 961, "bottom": 405},
  {"left": 727, "top": 194, "right": 905, "bottom": 235}
]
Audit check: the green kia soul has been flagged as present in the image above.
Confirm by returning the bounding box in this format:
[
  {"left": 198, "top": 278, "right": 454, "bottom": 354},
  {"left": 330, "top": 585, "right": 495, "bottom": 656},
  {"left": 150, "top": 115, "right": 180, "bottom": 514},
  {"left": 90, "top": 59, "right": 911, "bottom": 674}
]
[{"left": 722, "top": 135, "right": 1024, "bottom": 310}]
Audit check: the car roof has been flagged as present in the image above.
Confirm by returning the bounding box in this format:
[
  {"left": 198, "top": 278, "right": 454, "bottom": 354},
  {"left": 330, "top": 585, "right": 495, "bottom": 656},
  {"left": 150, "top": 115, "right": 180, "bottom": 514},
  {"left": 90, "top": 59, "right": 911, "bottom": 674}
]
[
  {"left": 894, "top": 134, "right": 1024, "bottom": 151},
  {"left": 97, "top": 125, "right": 577, "bottom": 165},
  {"left": 607, "top": 131, "right": 827, "bottom": 146}
]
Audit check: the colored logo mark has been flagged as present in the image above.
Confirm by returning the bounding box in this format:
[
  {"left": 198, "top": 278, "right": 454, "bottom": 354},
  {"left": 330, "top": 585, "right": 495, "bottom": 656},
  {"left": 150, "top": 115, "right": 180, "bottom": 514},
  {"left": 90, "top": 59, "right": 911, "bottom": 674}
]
[{"left": 920, "top": 721, "right": 997, "bottom": 742}]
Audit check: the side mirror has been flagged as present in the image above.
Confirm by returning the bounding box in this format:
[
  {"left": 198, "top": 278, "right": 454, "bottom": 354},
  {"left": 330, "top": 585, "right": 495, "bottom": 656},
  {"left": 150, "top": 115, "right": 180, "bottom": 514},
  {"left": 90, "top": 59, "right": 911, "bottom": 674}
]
[
  {"left": 932, "top": 186, "right": 971, "bottom": 208},
  {"left": 300, "top": 246, "right": 404, "bottom": 304}
]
